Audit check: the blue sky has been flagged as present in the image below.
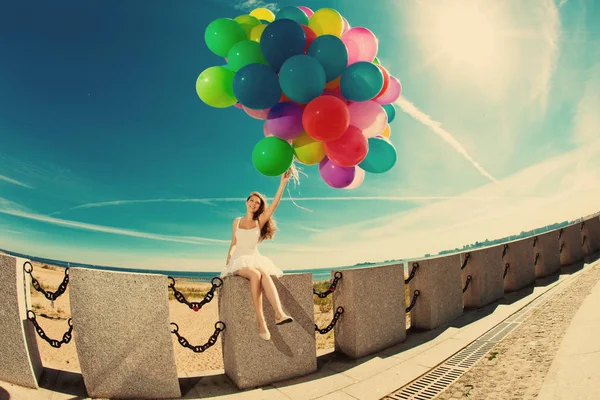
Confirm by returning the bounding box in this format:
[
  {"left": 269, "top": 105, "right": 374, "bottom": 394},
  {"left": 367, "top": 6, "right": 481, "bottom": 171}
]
[{"left": 1, "top": 0, "right": 599, "bottom": 272}]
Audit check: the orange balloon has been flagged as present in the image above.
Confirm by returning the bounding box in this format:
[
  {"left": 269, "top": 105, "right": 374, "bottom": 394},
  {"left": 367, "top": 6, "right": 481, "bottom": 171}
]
[
  {"left": 325, "top": 76, "right": 341, "bottom": 91},
  {"left": 381, "top": 124, "right": 391, "bottom": 138},
  {"left": 374, "top": 65, "right": 390, "bottom": 100}
]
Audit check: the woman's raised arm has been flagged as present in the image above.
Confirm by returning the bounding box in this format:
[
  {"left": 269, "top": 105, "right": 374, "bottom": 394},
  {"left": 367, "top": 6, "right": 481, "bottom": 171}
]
[{"left": 259, "top": 170, "right": 291, "bottom": 227}]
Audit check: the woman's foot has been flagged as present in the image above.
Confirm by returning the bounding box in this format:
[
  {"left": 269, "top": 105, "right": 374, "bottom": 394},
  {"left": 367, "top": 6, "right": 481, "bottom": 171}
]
[
  {"left": 258, "top": 321, "right": 271, "bottom": 340},
  {"left": 275, "top": 312, "right": 294, "bottom": 325}
]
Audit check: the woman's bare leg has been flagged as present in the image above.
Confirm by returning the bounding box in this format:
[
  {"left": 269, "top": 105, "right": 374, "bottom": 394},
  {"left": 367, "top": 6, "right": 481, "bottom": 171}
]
[
  {"left": 257, "top": 268, "right": 291, "bottom": 320},
  {"left": 235, "top": 267, "right": 268, "bottom": 334}
]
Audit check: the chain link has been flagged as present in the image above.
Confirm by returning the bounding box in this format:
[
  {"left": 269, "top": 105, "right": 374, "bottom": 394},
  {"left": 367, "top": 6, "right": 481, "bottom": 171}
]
[
  {"left": 405, "top": 262, "right": 419, "bottom": 284},
  {"left": 559, "top": 241, "right": 565, "bottom": 254},
  {"left": 503, "top": 263, "right": 510, "bottom": 279},
  {"left": 533, "top": 236, "right": 538, "bottom": 248},
  {"left": 27, "top": 311, "right": 73, "bottom": 348},
  {"left": 462, "top": 275, "right": 472, "bottom": 293},
  {"left": 169, "top": 276, "right": 223, "bottom": 312},
  {"left": 406, "top": 290, "right": 420, "bottom": 313},
  {"left": 315, "top": 306, "right": 344, "bottom": 334},
  {"left": 582, "top": 235, "right": 587, "bottom": 247},
  {"left": 534, "top": 252, "right": 540, "bottom": 266},
  {"left": 171, "top": 321, "right": 226, "bottom": 353},
  {"left": 313, "top": 272, "right": 343, "bottom": 298},
  {"left": 460, "top": 253, "right": 470, "bottom": 270},
  {"left": 23, "top": 262, "right": 69, "bottom": 302},
  {"left": 501, "top": 244, "right": 509, "bottom": 260},
  {"left": 558, "top": 228, "right": 563, "bottom": 239},
  {"left": 580, "top": 221, "right": 585, "bottom": 231}
]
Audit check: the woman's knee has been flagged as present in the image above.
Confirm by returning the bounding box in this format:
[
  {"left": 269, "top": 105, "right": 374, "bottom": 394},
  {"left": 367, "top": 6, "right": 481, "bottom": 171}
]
[{"left": 236, "top": 267, "right": 262, "bottom": 280}]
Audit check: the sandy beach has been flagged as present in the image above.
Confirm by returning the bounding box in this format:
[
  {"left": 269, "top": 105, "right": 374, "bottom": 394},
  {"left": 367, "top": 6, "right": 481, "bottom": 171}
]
[{"left": 23, "top": 261, "right": 338, "bottom": 374}]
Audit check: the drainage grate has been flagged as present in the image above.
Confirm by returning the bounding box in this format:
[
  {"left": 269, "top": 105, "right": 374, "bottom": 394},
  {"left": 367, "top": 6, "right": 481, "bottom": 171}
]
[
  {"left": 444, "top": 341, "right": 497, "bottom": 369},
  {"left": 477, "top": 322, "right": 518, "bottom": 343},
  {"left": 384, "top": 366, "right": 463, "bottom": 400}
]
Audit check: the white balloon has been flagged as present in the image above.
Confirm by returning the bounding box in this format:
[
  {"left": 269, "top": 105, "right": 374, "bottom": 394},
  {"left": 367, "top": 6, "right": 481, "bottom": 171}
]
[{"left": 345, "top": 166, "right": 365, "bottom": 190}]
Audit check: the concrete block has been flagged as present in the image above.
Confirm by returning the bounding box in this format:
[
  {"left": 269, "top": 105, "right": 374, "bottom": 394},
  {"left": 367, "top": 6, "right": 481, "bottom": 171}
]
[
  {"left": 69, "top": 267, "right": 180, "bottom": 399},
  {"left": 333, "top": 264, "right": 406, "bottom": 359},
  {"left": 581, "top": 217, "right": 600, "bottom": 256},
  {"left": 559, "top": 224, "right": 585, "bottom": 266},
  {"left": 0, "top": 255, "right": 43, "bottom": 389},
  {"left": 460, "top": 246, "right": 504, "bottom": 309},
  {"left": 407, "top": 255, "right": 463, "bottom": 330},
  {"left": 533, "top": 230, "right": 561, "bottom": 278},
  {"left": 502, "top": 238, "right": 536, "bottom": 292},
  {"left": 218, "top": 273, "right": 316, "bottom": 390}
]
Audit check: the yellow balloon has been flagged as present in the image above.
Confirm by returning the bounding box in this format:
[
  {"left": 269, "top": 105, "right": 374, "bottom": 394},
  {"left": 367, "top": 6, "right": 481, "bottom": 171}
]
[
  {"left": 292, "top": 132, "right": 325, "bottom": 165},
  {"left": 234, "top": 15, "right": 261, "bottom": 38},
  {"left": 309, "top": 8, "right": 343, "bottom": 37},
  {"left": 381, "top": 124, "right": 391, "bottom": 139},
  {"left": 250, "top": 24, "right": 267, "bottom": 42},
  {"left": 250, "top": 7, "right": 275, "bottom": 23}
]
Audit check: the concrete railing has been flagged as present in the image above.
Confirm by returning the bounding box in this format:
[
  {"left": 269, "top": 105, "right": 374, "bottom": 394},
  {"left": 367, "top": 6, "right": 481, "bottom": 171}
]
[{"left": 1, "top": 217, "right": 598, "bottom": 398}]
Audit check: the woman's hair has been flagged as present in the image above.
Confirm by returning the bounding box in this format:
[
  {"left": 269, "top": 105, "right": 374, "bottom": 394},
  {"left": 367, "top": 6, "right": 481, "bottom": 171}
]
[{"left": 247, "top": 191, "right": 278, "bottom": 241}]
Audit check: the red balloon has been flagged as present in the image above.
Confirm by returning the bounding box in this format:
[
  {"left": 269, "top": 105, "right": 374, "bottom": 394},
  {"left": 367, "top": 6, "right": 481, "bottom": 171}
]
[
  {"left": 324, "top": 125, "right": 368, "bottom": 167},
  {"left": 374, "top": 65, "right": 390, "bottom": 100},
  {"left": 301, "top": 25, "right": 317, "bottom": 54},
  {"left": 303, "top": 95, "right": 350, "bottom": 142}
]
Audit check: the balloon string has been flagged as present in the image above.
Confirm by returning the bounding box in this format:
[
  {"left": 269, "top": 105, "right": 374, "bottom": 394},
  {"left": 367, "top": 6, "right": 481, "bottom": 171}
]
[{"left": 286, "top": 161, "right": 313, "bottom": 213}]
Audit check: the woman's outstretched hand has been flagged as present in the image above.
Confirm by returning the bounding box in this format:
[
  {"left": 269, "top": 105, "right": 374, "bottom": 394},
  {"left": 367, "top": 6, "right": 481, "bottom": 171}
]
[{"left": 280, "top": 169, "right": 292, "bottom": 185}]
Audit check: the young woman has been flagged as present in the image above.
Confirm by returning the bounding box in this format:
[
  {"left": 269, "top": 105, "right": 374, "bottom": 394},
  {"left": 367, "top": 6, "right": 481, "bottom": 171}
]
[{"left": 221, "top": 170, "right": 294, "bottom": 340}]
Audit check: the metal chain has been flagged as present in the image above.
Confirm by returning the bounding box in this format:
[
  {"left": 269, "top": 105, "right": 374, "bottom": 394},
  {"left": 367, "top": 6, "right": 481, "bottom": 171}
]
[
  {"left": 462, "top": 275, "right": 472, "bottom": 293},
  {"left": 406, "top": 290, "right": 420, "bottom": 313},
  {"left": 315, "top": 306, "right": 344, "bottom": 334},
  {"left": 558, "top": 229, "right": 563, "bottom": 239},
  {"left": 559, "top": 241, "right": 565, "bottom": 254},
  {"left": 534, "top": 253, "right": 540, "bottom": 266},
  {"left": 171, "top": 321, "right": 225, "bottom": 352},
  {"left": 23, "top": 262, "right": 69, "bottom": 301},
  {"left": 582, "top": 235, "right": 587, "bottom": 247},
  {"left": 503, "top": 263, "right": 510, "bottom": 279},
  {"left": 313, "top": 272, "right": 343, "bottom": 298},
  {"left": 27, "top": 311, "right": 73, "bottom": 348},
  {"left": 168, "top": 276, "right": 223, "bottom": 312},
  {"left": 580, "top": 221, "right": 585, "bottom": 231},
  {"left": 405, "top": 262, "right": 419, "bottom": 284},
  {"left": 533, "top": 236, "right": 538, "bottom": 248},
  {"left": 501, "top": 244, "right": 509, "bottom": 260},
  {"left": 460, "top": 253, "right": 471, "bottom": 270}
]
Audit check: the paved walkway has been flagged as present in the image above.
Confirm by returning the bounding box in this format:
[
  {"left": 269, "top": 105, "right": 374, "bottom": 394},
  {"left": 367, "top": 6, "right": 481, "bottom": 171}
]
[
  {"left": 537, "top": 271, "right": 600, "bottom": 400},
  {"left": 1, "top": 260, "right": 598, "bottom": 400}
]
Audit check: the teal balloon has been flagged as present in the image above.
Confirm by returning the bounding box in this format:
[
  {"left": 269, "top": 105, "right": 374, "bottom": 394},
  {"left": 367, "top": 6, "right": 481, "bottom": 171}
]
[
  {"left": 306, "top": 35, "right": 348, "bottom": 82},
  {"left": 275, "top": 6, "right": 309, "bottom": 25},
  {"left": 279, "top": 55, "right": 326, "bottom": 104},
  {"left": 232, "top": 63, "right": 282, "bottom": 110},
  {"left": 260, "top": 19, "right": 306, "bottom": 72},
  {"left": 383, "top": 104, "right": 396, "bottom": 123},
  {"left": 359, "top": 137, "right": 397, "bottom": 174},
  {"left": 340, "top": 62, "right": 384, "bottom": 102}
]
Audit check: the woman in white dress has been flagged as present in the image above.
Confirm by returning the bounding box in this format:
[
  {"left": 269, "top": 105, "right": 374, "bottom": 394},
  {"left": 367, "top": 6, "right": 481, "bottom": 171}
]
[{"left": 222, "top": 170, "right": 294, "bottom": 340}]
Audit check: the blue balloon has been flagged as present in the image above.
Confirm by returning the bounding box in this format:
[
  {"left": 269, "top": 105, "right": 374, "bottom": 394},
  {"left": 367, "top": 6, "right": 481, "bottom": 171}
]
[
  {"left": 306, "top": 35, "right": 348, "bottom": 82},
  {"left": 232, "top": 63, "right": 282, "bottom": 110},
  {"left": 340, "top": 62, "right": 384, "bottom": 102},
  {"left": 260, "top": 19, "right": 306, "bottom": 72},
  {"left": 359, "top": 136, "right": 397, "bottom": 174},
  {"left": 275, "top": 6, "right": 309, "bottom": 25},
  {"left": 279, "top": 55, "right": 326, "bottom": 104},
  {"left": 383, "top": 104, "right": 396, "bottom": 123}
]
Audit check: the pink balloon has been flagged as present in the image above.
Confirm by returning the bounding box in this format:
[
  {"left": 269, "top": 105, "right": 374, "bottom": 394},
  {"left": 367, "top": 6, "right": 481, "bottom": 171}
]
[
  {"left": 244, "top": 106, "right": 270, "bottom": 120},
  {"left": 264, "top": 123, "right": 292, "bottom": 143},
  {"left": 342, "top": 27, "right": 379, "bottom": 66},
  {"left": 234, "top": 103, "right": 243, "bottom": 109},
  {"left": 375, "top": 76, "right": 402, "bottom": 105},
  {"left": 345, "top": 166, "right": 365, "bottom": 190},
  {"left": 348, "top": 101, "right": 387, "bottom": 138},
  {"left": 342, "top": 17, "right": 351, "bottom": 35},
  {"left": 297, "top": 6, "right": 314, "bottom": 18}
]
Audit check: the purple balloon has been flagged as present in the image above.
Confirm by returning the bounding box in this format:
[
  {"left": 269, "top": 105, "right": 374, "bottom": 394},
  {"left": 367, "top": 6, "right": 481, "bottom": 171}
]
[
  {"left": 266, "top": 102, "right": 304, "bottom": 140},
  {"left": 319, "top": 157, "right": 355, "bottom": 189}
]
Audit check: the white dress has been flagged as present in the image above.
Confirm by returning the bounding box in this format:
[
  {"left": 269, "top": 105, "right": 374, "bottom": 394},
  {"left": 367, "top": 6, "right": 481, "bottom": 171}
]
[{"left": 220, "top": 217, "right": 284, "bottom": 278}]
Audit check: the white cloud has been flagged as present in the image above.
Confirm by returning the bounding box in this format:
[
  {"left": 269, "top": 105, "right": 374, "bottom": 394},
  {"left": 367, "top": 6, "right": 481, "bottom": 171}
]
[
  {"left": 395, "top": 96, "right": 497, "bottom": 182},
  {"left": 572, "top": 64, "right": 600, "bottom": 146},
  {"left": 0, "top": 174, "right": 33, "bottom": 189},
  {"left": 234, "top": 0, "right": 278, "bottom": 12}
]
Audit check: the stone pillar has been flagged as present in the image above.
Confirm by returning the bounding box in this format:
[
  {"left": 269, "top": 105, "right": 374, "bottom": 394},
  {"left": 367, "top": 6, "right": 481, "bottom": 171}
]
[
  {"left": 532, "top": 230, "right": 561, "bottom": 278},
  {"left": 460, "top": 246, "right": 505, "bottom": 309},
  {"left": 69, "top": 267, "right": 181, "bottom": 399},
  {"left": 407, "top": 255, "right": 463, "bottom": 330},
  {"left": 502, "top": 238, "right": 536, "bottom": 292},
  {"left": 332, "top": 264, "right": 406, "bottom": 359},
  {"left": 559, "top": 224, "right": 585, "bottom": 266},
  {"left": 581, "top": 217, "right": 600, "bottom": 256},
  {"left": 0, "top": 255, "right": 43, "bottom": 389},
  {"left": 218, "top": 273, "right": 316, "bottom": 390}
]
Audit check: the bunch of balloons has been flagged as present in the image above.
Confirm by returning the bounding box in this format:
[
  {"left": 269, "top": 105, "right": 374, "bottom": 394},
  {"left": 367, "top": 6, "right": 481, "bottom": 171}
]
[{"left": 197, "top": 5, "right": 401, "bottom": 189}]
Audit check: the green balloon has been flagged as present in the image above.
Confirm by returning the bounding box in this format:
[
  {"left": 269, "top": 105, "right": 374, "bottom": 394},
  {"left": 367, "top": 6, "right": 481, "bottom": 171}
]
[
  {"left": 235, "top": 15, "right": 261, "bottom": 38},
  {"left": 195, "top": 66, "right": 237, "bottom": 108},
  {"left": 227, "top": 40, "right": 267, "bottom": 72},
  {"left": 204, "top": 18, "right": 247, "bottom": 57},
  {"left": 252, "top": 137, "right": 294, "bottom": 176},
  {"left": 373, "top": 57, "right": 380, "bottom": 65}
]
